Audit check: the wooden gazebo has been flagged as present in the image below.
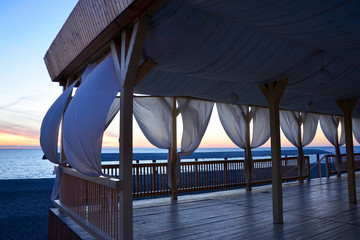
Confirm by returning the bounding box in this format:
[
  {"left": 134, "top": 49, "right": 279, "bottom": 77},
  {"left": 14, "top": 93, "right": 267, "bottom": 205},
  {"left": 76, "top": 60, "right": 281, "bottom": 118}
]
[{"left": 43, "top": 1, "right": 360, "bottom": 239}]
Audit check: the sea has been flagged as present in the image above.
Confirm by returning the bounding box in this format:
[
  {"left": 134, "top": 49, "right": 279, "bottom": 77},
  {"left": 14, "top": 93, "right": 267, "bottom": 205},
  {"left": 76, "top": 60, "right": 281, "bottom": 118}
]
[{"left": 0, "top": 146, "right": 359, "bottom": 180}]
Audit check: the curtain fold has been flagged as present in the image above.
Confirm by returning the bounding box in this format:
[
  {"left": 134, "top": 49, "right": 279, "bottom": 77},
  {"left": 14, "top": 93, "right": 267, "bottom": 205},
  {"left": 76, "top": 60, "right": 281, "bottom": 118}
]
[
  {"left": 353, "top": 118, "right": 360, "bottom": 144},
  {"left": 178, "top": 98, "right": 214, "bottom": 156},
  {"left": 251, "top": 107, "right": 270, "bottom": 148},
  {"left": 320, "top": 114, "right": 344, "bottom": 174},
  {"left": 63, "top": 55, "right": 120, "bottom": 177},
  {"left": 105, "top": 98, "right": 120, "bottom": 130},
  {"left": 40, "top": 80, "right": 77, "bottom": 201}
]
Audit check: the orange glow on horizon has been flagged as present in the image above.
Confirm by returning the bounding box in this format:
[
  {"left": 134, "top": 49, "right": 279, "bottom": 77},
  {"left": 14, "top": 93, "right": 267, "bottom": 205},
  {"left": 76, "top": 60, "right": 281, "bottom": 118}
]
[{"left": 0, "top": 131, "right": 39, "bottom": 148}]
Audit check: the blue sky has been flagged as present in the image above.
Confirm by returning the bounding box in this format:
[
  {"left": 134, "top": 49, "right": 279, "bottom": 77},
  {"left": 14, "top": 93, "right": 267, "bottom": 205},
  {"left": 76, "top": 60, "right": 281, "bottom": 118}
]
[{"left": 0, "top": 1, "right": 78, "bottom": 147}]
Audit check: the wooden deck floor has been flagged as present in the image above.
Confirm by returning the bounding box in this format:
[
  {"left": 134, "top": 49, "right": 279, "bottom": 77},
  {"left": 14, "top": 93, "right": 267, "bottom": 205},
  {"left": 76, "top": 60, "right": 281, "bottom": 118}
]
[{"left": 133, "top": 173, "right": 360, "bottom": 239}]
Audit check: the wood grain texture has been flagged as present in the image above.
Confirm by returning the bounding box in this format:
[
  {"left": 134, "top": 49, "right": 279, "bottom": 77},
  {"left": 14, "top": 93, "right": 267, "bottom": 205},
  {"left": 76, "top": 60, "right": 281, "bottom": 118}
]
[
  {"left": 44, "top": 0, "right": 164, "bottom": 85},
  {"left": 133, "top": 173, "right": 360, "bottom": 239}
]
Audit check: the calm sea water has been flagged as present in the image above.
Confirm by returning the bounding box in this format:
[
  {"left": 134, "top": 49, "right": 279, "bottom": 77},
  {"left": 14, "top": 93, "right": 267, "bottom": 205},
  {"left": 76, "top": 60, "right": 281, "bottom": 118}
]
[{"left": 0, "top": 146, "right": 358, "bottom": 180}]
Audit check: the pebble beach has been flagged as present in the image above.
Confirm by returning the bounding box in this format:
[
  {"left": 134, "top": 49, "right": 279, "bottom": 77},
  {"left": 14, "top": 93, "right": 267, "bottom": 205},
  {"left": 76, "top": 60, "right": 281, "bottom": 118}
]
[{"left": 0, "top": 178, "right": 54, "bottom": 240}]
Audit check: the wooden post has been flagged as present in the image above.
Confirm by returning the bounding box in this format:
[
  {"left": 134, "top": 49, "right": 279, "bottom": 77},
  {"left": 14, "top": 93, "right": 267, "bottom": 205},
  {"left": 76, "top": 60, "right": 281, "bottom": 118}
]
[
  {"left": 171, "top": 97, "right": 178, "bottom": 200},
  {"left": 337, "top": 98, "right": 358, "bottom": 203},
  {"left": 259, "top": 78, "right": 287, "bottom": 224},
  {"left": 325, "top": 156, "right": 330, "bottom": 178},
  {"left": 245, "top": 106, "right": 253, "bottom": 191},
  {"left": 60, "top": 78, "right": 71, "bottom": 164},
  {"left": 297, "top": 113, "right": 304, "bottom": 183},
  {"left": 317, "top": 154, "right": 321, "bottom": 178},
  {"left": 111, "top": 16, "right": 150, "bottom": 240}
]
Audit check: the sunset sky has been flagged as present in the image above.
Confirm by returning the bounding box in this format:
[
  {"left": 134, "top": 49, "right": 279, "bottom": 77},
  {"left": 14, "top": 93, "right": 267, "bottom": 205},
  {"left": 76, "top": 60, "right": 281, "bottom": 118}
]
[{"left": 0, "top": 1, "right": 357, "bottom": 150}]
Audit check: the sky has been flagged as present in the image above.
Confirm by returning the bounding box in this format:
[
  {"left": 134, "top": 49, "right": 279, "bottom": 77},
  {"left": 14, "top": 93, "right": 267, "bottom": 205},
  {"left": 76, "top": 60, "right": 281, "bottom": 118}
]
[{"left": 0, "top": 1, "right": 356, "bottom": 150}]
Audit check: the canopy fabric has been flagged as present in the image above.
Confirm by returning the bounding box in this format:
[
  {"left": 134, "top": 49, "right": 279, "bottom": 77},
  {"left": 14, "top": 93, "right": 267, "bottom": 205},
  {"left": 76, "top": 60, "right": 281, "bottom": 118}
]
[
  {"left": 280, "top": 111, "right": 319, "bottom": 148},
  {"left": 63, "top": 55, "right": 120, "bottom": 177},
  {"left": 178, "top": 98, "right": 214, "bottom": 156},
  {"left": 40, "top": 81, "right": 76, "bottom": 164},
  {"left": 105, "top": 98, "right": 120, "bottom": 130},
  {"left": 134, "top": 0, "right": 360, "bottom": 118},
  {"left": 320, "top": 114, "right": 345, "bottom": 174},
  {"left": 353, "top": 118, "right": 360, "bottom": 144}
]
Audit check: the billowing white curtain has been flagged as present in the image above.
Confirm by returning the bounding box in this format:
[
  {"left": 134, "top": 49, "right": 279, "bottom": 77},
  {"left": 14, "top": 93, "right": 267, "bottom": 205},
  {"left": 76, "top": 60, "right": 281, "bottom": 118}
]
[
  {"left": 251, "top": 107, "right": 271, "bottom": 148},
  {"left": 217, "top": 103, "right": 270, "bottom": 182},
  {"left": 40, "top": 81, "right": 77, "bottom": 201},
  {"left": 105, "top": 98, "right": 120, "bottom": 130},
  {"left": 280, "top": 111, "right": 319, "bottom": 176},
  {"left": 280, "top": 111, "right": 319, "bottom": 147},
  {"left": 133, "top": 97, "right": 174, "bottom": 186},
  {"left": 177, "top": 98, "right": 214, "bottom": 183},
  {"left": 133, "top": 97, "right": 173, "bottom": 149},
  {"left": 178, "top": 98, "right": 214, "bottom": 156},
  {"left": 352, "top": 118, "right": 360, "bottom": 144},
  {"left": 320, "top": 114, "right": 345, "bottom": 174},
  {"left": 63, "top": 55, "right": 120, "bottom": 176}
]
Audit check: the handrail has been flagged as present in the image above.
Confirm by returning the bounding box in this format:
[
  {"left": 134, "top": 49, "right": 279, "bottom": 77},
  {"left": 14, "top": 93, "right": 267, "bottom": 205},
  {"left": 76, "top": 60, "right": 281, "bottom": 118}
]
[
  {"left": 62, "top": 166, "right": 122, "bottom": 190},
  {"left": 310, "top": 155, "right": 326, "bottom": 171}
]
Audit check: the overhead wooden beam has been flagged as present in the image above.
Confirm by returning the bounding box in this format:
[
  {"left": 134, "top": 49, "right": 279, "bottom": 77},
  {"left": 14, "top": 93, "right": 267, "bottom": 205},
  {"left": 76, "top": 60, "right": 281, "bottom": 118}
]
[
  {"left": 337, "top": 97, "right": 358, "bottom": 203},
  {"left": 134, "top": 59, "right": 157, "bottom": 84},
  {"left": 259, "top": 78, "right": 288, "bottom": 224}
]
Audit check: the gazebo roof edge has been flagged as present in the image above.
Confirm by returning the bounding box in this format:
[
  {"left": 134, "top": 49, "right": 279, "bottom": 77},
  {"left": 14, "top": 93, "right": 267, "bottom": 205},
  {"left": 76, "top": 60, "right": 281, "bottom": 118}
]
[{"left": 44, "top": 0, "right": 165, "bottom": 86}]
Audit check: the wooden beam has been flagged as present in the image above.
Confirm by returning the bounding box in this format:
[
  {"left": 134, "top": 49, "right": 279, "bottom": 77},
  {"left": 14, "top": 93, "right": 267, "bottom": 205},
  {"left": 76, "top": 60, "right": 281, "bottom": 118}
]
[
  {"left": 171, "top": 97, "right": 178, "bottom": 200},
  {"left": 122, "top": 16, "right": 150, "bottom": 87},
  {"left": 297, "top": 112, "right": 304, "bottom": 183},
  {"left": 259, "top": 78, "right": 288, "bottom": 224},
  {"left": 245, "top": 106, "right": 252, "bottom": 191},
  {"left": 110, "top": 17, "right": 150, "bottom": 240},
  {"left": 134, "top": 59, "right": 157, "bottom": 85},
  {"left": 337, "top": 97, "right": 358, "bottom": 203}
]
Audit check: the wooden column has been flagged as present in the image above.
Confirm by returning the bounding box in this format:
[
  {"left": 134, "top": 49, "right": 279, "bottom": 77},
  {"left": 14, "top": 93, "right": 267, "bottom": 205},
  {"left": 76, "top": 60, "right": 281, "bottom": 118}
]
[
  {"left": 245, "top": 106, "right": 253, "bottom": 191},
  {"left": 111, "top": 16, "right": 150, "bottom": 240},
  {"left": 60, "top": 78, "right": 71, "bottom": 164},
  {"left": 297, "top": 113, "right": 304, "bottom": 183},
  {"left": 259, "top": 78, "right": 287, "bottom": 223},
  {"left": 171, "top": 97, "right": 178, "bottom": 200},
  {"left": 337, "top": 98, "right": 358, "bottom": 203}
]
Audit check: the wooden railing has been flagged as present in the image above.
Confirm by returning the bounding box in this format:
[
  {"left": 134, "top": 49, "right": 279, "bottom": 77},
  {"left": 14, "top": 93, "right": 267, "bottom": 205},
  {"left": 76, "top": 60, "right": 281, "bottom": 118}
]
[
  {"left": 57, "top": 167, "right": 122, "bottom": 240},
  {"left": 321, "top": 153, "right": 360, "bottom": 177},
  {"left": 102, "top": 156, "right": 310, "bottom": 198}
]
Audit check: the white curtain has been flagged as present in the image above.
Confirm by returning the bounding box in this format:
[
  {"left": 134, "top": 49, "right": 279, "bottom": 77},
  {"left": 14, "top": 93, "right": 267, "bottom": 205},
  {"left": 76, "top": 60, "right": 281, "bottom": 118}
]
[
  {"left": 177, "top": 98, "right": 214, "bottom": 183},
  {"left": 280, "top": 111, "right": 319, "bottom": 176},
  {"left": 133, "top": 97, "right": 174, "bottom": 186},
  {"left": 40, "top": 81, "right": 77, "bottom": 201},
  {"left": 63, "top": 55, "right": 120, "bottom": 177},
  {"left": 217, "top": 103, "right": 270, "bottom": 182},
  {"left": 133, "top": 97, "right": 173, "bottom": 149},
  {"left": 353, "top": 118, "right": 360, "bottom": 144},
  {"left": 217, "top": 103, "right": 248, "bottom": 148},
  {"left": 320, "top": 114, "right": 345, "bottom": 174},
  {"left": 280, "top": 111, "right": 319, "bottom": 148},
  {"left": 251, "top": 107, "right": 270, "bottom": 148},
  {"left": 178, "top": 98, "right": 214, "bottom": 156}
]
